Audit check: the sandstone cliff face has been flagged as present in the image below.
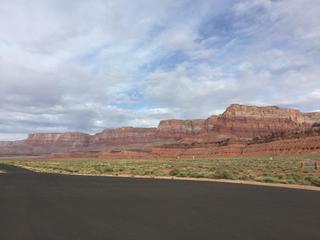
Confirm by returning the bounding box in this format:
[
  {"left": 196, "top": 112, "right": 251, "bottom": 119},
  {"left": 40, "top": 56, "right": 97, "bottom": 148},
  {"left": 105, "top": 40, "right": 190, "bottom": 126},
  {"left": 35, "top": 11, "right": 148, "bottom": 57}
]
[
  {"left": 0, "top": 141, "right": 33, "bottom": 156},
  {"left": 157, "top": 119, "right": 206, "bottom": 139},
  {"left": 211, "top": 104, "right": 313, "bottom": 139},
  {"left": 303, "top": 112, "right": 320, "bottom": 125},
  {"left": 45, "top": 133, "right": 320, "bottom": 159},
  {"left": 156, "top": 104, "right": 320, "bottom": 142},
  {"left": 242, "top": 136, "right": 320, "bottom": 156},
  {"left": 205, "top": 115, "right": 219, "bottom": 131},
  {"left": 90, "top": 127, "right": 158, "bottom": 146},
  {"left": 222, "top": 104, "right": 320, "bottom": 125},
  {"left": 0, "top": 141, "right": 19, "bottom": 147},
  {"left": 222, "top": 104, "right": 305, "bottom": 122},
  {"left": 151, "top": 135, "right": 320, "bottom": 158},
  {"left": 249, "top": 127, "right": 320, "bottom": 144},
  {"left": 1, "top": 103, "right": 320, "bottom": 156},
  {"left": 26, "top": 132, "right": 91, "bottom": 147},
  {"left": 151, "top": 126, "right": 320, "bottom": 158}
]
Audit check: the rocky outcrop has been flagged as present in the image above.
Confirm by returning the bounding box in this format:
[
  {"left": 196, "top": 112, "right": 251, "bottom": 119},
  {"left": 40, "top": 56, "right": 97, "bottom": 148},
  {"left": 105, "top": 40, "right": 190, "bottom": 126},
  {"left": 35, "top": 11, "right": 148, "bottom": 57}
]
[
  {"left": 304, "top": 112, "right": 320, "bottom": 125},
  {"left": 222, "top": 104, "right": 306, "bottom": 122},
  {"left": 156, "top": 104, "right": 320, "bottom": 142},
  {"left": 0, "top": 141, "right": 33, "bottom": 156},
  {"left": 98, "top": 150, "right": 151, "bottom": 159},
  {"left": 152, "top": 126, "right": 320, "bottom": 158},
  {"left": 248, "top": 127, "right": 320, "bottom": 144},
  {"left": 90, "top": 127, "right": 159, "bottom": 146},
  {"left": 242, "top": 136, "right": 320, "bottom": 156},
  {"left": 1, "top": 103, "right": 320, "bottom": 156},
  {"left": 161, "top": 104, "right": 320, "bottom": 143},
  {"left": 26, "top": 132, "right": 91, "bottom": 147},
  {"left": 151, "top": 135, "right": 320, "bottom": 158},
  {"left": 157, "top": 119, "right": 206, "bottom": 139},
  {"left": 44, "top": 133, "right": 320, "bottom": 159},
  {"left": 211, "top": 104, "right": 311, "bottom": 139}
]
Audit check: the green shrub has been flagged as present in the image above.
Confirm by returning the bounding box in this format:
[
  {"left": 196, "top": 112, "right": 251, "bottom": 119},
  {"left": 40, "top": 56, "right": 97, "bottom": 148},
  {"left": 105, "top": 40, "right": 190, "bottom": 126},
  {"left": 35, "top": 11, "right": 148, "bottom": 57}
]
[
  {"left": 255, "top": 176, "right": 279, "bottom": 183},
  {"left": 169, "top": 169, "right": 180, "bottom": 176},
  {"left": 305, "top": 176, "right": 320, "bottom": 186},
  {"left": 176, "top": 172, "right": 187, "bottom": 177},
  {"left": 187, "top": 172, "right": 205, "bottom": 178},
  {"left": 285, "top": 174, "right": 303, "bottom": 184},
  {"left": 94, "top": 165, "right": 114, "bottom": 173},
  {"left": 211, "top": 171, "right": 235, "bottom": 180}
]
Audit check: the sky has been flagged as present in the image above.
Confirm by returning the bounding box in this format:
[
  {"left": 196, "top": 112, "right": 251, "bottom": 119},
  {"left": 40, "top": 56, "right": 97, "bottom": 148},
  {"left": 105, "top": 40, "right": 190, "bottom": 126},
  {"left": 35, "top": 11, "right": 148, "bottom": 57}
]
[{"left": 0, "top": 0, "right": 320, "bottom": 140}]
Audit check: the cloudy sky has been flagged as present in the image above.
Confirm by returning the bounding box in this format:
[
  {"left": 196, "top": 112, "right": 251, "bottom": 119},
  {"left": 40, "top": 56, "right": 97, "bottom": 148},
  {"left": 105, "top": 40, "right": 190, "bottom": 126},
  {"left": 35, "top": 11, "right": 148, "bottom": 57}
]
[{"left": 0, "top": 0, "right": 319, "bottom": 140}]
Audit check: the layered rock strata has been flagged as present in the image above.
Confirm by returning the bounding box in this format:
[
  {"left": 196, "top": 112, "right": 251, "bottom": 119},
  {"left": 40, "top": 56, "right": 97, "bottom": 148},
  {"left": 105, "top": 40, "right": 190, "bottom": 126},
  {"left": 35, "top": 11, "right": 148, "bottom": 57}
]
[{"left": 1, "top": 104, "right": 320, "bottom": 156}]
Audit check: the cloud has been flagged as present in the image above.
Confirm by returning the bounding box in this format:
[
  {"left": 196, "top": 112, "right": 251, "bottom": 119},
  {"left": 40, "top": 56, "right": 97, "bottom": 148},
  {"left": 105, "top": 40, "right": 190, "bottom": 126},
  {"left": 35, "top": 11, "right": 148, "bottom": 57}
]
[{"left": 0, "top": 0, "right": 319, "bottom": 140}]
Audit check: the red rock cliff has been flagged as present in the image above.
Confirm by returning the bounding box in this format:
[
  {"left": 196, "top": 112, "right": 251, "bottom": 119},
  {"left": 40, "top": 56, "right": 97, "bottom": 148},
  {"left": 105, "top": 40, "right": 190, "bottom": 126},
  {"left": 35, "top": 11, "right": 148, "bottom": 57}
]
[
  {"left": 90, "top": 127, "right": 159, "bottom": 146},
  {"left": 211, "top": 104, "right": 314, "bottom": 139},
  {"left": 157, "top": 119, "right": 206, "bottom": 139},
  {"left": 1, "top": 103, "right": 320, "bottom": 156},
  {"left": 26, "top": 132, "right": 91, "bottom": 147}
]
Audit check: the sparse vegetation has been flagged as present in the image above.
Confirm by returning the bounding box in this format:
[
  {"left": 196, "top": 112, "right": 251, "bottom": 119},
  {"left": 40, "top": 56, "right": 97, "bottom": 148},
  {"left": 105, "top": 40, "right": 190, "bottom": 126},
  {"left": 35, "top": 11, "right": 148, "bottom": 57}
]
[{"left": 0, "top": 154, "right": 319, "bottom": 187}]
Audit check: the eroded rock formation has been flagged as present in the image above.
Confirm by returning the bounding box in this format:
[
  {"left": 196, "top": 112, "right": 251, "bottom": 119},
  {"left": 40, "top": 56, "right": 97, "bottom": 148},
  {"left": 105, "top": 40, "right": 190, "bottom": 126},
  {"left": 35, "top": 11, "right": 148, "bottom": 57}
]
[
  {"left": 157, "top": 119, "right": 206, "bottom": 139},
  {"left": 1, "top": 104, "right": 320, "bottom": 157},
  {"left": 26, "top": 132, "right": 91, "bottom": 147},
  {"left": 90, "top": 127, "right": 158, "bottom": 146},
  {"left": 212, "top": 104, "right": 311, "bottom": 139}
]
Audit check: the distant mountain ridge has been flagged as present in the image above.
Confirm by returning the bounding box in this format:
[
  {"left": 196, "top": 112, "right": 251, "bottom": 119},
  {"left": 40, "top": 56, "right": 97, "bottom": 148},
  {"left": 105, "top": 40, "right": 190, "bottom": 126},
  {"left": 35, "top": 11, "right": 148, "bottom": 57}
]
[{"left": 0, "top": 104, "right": 320, "bottom": 156}]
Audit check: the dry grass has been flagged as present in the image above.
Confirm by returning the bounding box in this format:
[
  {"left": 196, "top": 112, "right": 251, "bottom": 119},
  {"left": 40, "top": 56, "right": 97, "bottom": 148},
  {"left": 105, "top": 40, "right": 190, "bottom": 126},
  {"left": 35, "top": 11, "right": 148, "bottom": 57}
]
[{"left": 0, "top": 155, "right": 320, "bottom": 186}]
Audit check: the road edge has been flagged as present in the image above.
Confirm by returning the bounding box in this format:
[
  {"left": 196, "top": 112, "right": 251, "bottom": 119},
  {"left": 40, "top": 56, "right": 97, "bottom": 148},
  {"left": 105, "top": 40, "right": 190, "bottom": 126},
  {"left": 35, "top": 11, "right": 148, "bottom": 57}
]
[{"left": 15, "top": 165, "right": 320, "bottom": 192}]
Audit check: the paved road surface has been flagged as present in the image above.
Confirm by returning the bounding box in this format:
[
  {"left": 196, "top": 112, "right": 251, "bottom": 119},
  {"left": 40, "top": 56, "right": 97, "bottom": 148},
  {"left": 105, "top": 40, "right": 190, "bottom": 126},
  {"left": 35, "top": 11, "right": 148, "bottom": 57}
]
[{"left": 0, "top": 163, "right": 319, "bottom": 240}]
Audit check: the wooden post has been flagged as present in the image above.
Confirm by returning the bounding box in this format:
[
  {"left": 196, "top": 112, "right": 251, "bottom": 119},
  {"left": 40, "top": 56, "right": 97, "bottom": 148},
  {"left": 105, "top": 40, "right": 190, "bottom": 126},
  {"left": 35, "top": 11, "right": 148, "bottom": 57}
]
[{"left": 300, "top": 161, "right": 304, "bottom": 169}]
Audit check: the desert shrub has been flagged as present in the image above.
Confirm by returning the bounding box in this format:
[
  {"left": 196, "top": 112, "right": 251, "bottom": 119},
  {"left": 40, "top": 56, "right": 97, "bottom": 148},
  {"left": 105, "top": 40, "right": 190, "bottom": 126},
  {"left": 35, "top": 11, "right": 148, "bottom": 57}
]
[
  {"left": 141, "top": 170, "right": 154, "bottom": 175},
  {"left": 187, "top": 172, "right": 205, "bottom": 178},
  {"left": 285, "top": 174, "right": 303, "bottom": 184},
  {"left": 255, "top": 175, "right": 279, "bottom": 183},
  {"left": 94, "top": 165, "right": 114, "bottom": 173},
  {"left": 169, "top": 169, "right": 180, "bottom": 176},
  {"left": 238, "top": 174, "right": 251, "bottom": 180},
  {"left": 305, "top": 176, "right": 320, "bottom": 186},
  {"left": 176, "top": 172, "right": 187, "bottom": 177},
  {"left": 211, "top": 171, "right": 235, "bottom": 180}
]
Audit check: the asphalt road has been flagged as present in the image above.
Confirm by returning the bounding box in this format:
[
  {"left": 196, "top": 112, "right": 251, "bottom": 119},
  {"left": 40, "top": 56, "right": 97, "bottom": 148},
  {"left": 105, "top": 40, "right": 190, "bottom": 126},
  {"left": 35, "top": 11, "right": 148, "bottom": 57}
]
[{"left": 0, "top": 163, "right": 319, "bottom": 240}]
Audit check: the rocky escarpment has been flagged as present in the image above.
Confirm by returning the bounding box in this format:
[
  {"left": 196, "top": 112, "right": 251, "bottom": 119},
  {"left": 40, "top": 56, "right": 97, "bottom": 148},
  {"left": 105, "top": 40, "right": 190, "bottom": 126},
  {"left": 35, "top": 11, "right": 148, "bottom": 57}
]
[
  {"left": 47, "top": 133, "right": 320, "bottom": 159},
  {"left": 0, "top": 103, "right": 320, "bottom": 156},
  {"left": 0, "top": 140, "right": 33, "bottom": 156},
  {"left": 26, "top": 132, "right": 91, "bottom": 147},
  {"left": 211, "top": 104, "right": 313, "bottom": 139},
  {"left": 304, "top": 112, "right": 320, "bottom": 125},
  {"left": 160, "top": 104, "right": 320, "bottom": 143},
  {"left": 249, "top": 127, "right": 320, "bottom": 144},
  {"left": 156, "top": 119, "right": 207, "bottom": 139},
  {"left": 150, "top": 136, "right": 320, "bottom": 158},
  {"left": 90, "top": 127, "right": 159, "bottom": 146},
  {"left": 6, "top": 132, "right": 92, "bottom": 155},
  {"left": 153, "top": 126, "right": 320, "bottom": 158}
]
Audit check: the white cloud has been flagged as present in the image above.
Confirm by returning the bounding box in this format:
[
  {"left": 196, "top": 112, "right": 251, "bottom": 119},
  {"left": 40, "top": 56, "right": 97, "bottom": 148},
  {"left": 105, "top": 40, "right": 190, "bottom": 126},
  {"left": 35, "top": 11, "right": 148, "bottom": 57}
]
[
  {"left": 232, "top": 0, "right": 272, "bottom": 15},
  {"left": 0, "top": 0, "right": 320, "bottom": 139}
]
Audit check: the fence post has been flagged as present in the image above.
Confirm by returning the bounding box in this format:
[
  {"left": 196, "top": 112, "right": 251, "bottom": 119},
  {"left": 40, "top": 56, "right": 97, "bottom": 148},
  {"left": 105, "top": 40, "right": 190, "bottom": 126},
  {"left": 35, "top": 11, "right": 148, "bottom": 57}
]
[{"left": 300, "top": 161, "right": 304, "bottom": 169}]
